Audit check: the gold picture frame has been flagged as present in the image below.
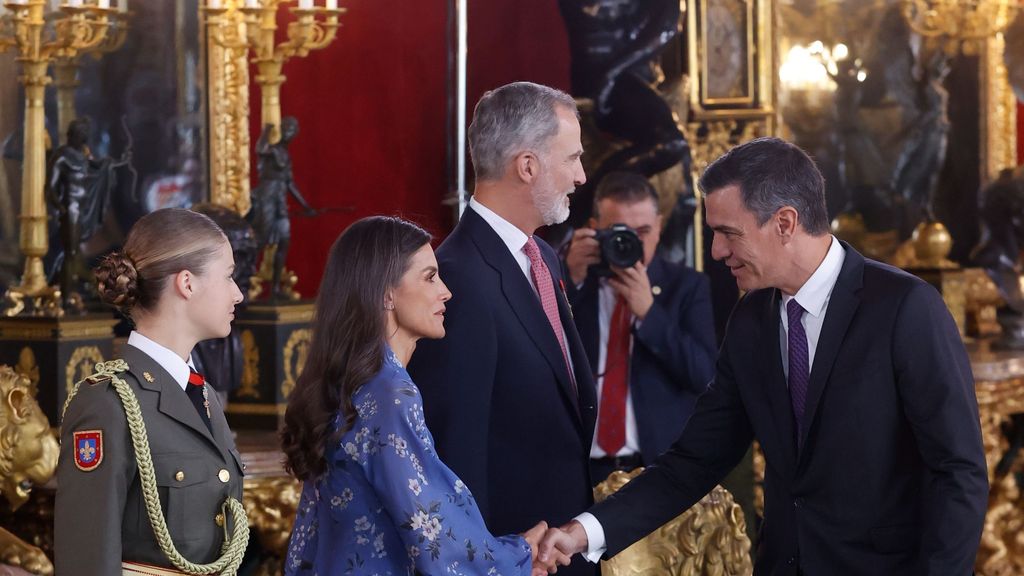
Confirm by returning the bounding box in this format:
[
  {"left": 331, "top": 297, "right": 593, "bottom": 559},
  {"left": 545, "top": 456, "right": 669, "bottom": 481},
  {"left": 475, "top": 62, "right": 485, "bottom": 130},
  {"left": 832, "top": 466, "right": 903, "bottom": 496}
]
[{"left": 689, "top": 0, "right": 773, "bottom": 116}]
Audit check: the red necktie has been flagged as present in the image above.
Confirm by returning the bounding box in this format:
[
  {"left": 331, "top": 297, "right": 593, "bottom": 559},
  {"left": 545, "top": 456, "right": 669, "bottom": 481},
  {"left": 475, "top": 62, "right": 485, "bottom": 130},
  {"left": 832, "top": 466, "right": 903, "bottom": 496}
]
[
  {"left": 597, "top": 296, "right": 630, "bottom": 455},
  {"left": 522, "top": 237, "right": 577, "bottom": 395}
]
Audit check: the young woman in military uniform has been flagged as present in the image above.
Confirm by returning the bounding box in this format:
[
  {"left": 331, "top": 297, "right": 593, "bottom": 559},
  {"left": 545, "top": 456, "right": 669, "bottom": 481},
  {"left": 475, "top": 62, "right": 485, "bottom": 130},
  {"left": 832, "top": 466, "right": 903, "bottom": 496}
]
[{"left": 55, "top": 208, "right": 250, "bottom": 576}]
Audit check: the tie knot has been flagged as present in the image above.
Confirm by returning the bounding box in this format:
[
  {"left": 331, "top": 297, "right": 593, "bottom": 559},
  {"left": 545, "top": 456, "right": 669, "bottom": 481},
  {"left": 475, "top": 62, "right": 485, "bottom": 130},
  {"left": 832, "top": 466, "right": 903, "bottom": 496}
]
[
  {"left": 523, "top": 237, "right": 542, "bottom": 264},
  {"left": 188, "top": 369, "right": 205, "bottom": 387},
  {"left": 786, "top": 299, "right": 805, "bottom": 324}
]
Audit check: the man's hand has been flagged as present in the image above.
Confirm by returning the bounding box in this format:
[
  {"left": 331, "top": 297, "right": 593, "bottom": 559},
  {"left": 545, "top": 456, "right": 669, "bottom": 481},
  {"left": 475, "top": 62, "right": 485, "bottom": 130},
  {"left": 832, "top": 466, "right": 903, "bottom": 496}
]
[
  {"left": 537, "top": 520, "right": 589, "bottom": 570},
  {"left": 522, "top": 521, "right": 571, "bottom": 575},
  {"left": 566, "top": 228, "right": 600, "bottom": 286},
  {"left": 609, "top": 261, "right": 654, "bottom": 320}
]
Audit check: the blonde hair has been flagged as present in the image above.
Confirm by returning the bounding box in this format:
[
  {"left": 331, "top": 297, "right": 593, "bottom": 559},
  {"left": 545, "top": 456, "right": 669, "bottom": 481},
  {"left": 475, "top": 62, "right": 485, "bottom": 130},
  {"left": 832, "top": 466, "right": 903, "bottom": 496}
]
[{"left": 94, "top": 208, "right": 227, "bottom": 317}]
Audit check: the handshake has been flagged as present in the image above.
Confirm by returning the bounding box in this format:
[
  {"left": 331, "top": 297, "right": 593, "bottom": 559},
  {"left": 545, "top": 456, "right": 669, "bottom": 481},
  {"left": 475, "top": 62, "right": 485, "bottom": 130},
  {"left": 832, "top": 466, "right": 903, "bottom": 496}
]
[{"left": 520, "top": 520, "right": 590, "bottom": 575}]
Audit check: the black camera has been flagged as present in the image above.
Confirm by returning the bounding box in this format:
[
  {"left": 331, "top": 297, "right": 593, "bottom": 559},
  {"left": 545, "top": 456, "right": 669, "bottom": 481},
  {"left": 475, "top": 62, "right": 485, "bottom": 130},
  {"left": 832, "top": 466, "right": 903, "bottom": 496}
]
[{"left": 589, "top": 224, "right": 643, "bottom": 278}]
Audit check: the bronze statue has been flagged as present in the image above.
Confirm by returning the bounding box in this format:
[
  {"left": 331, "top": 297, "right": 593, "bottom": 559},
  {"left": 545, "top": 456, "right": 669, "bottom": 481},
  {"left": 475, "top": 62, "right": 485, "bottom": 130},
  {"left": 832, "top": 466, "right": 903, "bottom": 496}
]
[
  {"left": 46, "top": 117, "right": 132, "bottom": 311},
  {"left": 0, "top": 366, "right": 59, "bottom": 575},
  {"left": 971, "top": 168, "right": 1024, "bottom": 347},
  {"left": 557, "top": 0, "right": 695, "bottom": 258},
  {"left": 191, "top": 203, "right": 259, "bottom": 399},
  {"left": 247, "top": 118, "right": 315, "bottom": 301}
]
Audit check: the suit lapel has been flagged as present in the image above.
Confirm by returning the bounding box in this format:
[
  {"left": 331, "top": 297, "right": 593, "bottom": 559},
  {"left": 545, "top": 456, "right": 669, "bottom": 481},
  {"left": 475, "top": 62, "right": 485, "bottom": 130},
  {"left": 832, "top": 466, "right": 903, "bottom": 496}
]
[
  {"left": 797, "top": 245, "right": 863, "bottom": 457},
  {"left": 121, "top": 345, "right": 221, "bottom": 451},
  {"left": 575, "top": 278, "right": 601, "bottom": 376},
  {"left": 761, "top": 289, "right": 798, "bottom": 476},
  {"left": 462, "top": 210, "right": 582, "bottom": 422}
]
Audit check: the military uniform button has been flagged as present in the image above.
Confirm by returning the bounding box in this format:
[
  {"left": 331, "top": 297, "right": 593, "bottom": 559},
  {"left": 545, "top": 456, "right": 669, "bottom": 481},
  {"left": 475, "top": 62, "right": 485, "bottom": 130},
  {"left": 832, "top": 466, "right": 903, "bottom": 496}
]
[
  {"left": 215, "top": 513, "right": 225, "bottom": 527},
  {"left": 218, "top": 469, "right": 230, "bottom": 483},
  {"left": 175, "top": 471, "right": 185, "bottom": 482}
]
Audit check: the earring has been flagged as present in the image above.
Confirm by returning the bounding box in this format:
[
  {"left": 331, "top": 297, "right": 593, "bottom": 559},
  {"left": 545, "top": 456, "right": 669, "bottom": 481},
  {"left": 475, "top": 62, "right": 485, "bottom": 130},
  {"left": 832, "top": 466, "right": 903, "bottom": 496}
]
[{"left": 385, "top": 303, "right": 395, "bottom": 311}]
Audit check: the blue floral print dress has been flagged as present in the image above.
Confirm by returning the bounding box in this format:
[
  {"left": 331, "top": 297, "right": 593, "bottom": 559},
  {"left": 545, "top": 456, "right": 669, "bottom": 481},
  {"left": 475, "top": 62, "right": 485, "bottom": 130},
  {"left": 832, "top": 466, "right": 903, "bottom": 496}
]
[{"left": 284, "top": 348, "right": 533, "bottom": 576}]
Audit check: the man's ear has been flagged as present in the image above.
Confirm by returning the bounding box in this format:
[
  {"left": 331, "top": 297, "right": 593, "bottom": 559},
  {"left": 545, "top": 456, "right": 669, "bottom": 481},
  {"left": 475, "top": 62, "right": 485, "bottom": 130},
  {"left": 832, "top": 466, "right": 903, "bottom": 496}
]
[
  {"left": 775, "top": 206, "right": 799, "bottom": 242},
  {"left": 514, "top": 151, "right": 539, "bottom": 184}
]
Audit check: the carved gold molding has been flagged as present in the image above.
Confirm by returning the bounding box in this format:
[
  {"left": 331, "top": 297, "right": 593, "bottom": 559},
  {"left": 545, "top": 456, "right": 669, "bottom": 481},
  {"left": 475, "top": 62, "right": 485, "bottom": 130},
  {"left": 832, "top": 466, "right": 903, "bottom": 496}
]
[
  {"left": 65, "top": 346, "right": 104, "bottom": 397},
  {"left": 205, "top": 0, "right": 251, "bottom": 215},
  {"left": 595, "top": 469, "right": 753, "bottom": 576},
  {"left": 981, "top": 32, "right": 1018, "bottom": 185},
  {"left": 281, "top": 327, "right": 311, "bottom": 399},
  {"left": 0, "top": 316, "right": 117, "bottom": 341},
  {"left": 237, "top": 329, "right": 261, "bottom": 399},
  {"left": 14, "top": 346, "right": 40, "bottom": 397}
]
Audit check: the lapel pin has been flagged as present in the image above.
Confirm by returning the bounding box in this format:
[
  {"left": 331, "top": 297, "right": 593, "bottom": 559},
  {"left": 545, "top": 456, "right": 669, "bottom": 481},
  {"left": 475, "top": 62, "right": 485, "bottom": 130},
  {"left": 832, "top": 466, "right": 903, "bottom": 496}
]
[
  {"left": 143, "top": 372, "right": 155, "bottom": 383},
  {"left": 652, "top": 285, "right": 662, "bottom": 296}
]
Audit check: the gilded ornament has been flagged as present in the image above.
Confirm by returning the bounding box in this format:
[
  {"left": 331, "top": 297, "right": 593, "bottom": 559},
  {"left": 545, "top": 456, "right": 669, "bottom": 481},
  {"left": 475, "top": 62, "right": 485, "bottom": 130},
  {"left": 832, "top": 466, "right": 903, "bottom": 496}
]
[
  {"left": 281, "top": 328, "right": 312, "bottom": 399},
  {"left": 65, "top": 346, "right": 105, "bottom": 398},
  {"left": 0, "top": 365, "right": 59, "bottom": 575},
  {"left": 14, "top": 347, "right": 40, "bottom": 397},
  {"left": 594, "top": 469, "right": 752, "bottom": 576},
  {"left": 237, "top": 329, "right": 261, "bottom": 399}
]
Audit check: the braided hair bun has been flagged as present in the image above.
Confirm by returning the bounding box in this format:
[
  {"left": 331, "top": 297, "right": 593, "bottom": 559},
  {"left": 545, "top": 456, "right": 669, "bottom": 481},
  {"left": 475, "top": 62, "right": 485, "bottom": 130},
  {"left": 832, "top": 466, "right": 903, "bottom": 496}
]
[{"left": 94, "top": 251, "right": 140, "bottom": 316}]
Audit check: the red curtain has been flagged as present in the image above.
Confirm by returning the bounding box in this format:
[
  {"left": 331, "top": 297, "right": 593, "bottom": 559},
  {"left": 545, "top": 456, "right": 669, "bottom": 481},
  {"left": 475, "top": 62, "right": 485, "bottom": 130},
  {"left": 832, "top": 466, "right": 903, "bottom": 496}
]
[{"left": 246, "top": 1, "right": 571, "bottom": 296}]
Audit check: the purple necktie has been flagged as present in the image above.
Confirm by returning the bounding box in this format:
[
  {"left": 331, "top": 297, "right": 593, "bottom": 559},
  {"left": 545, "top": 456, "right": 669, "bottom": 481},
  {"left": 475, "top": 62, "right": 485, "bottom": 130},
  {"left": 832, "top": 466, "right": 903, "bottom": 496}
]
[{"left": 787, "top": 299, "right": 809, "bottom": 427}]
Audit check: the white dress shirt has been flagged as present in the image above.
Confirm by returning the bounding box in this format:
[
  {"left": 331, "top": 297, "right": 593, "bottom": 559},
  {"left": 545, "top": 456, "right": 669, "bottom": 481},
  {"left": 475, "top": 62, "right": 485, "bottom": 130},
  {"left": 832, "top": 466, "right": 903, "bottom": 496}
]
[
  {"left": 469, "top": 197, "right": 534, "bottom": 293},
  {"left": 468, "top": 197, "right": 574, "bottom": 370},
  {"left": 590, "top": 280, "right": 641, "bottom": 459},
  {"left": 575, "top": 236, "right": 846, "bottom": 563},
  {"left": 779, "top": 236, "right": 845, "bottom": 379},
  {"left": 126, "top": 331, "right": 196, "bottom": 392}
]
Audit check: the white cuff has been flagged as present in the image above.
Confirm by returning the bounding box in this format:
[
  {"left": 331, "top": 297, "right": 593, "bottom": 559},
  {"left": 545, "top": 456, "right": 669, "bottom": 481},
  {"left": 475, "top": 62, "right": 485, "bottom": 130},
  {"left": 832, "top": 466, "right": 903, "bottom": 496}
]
[{"left": 573, "top": 512, "right": 607, "bottom": 563}]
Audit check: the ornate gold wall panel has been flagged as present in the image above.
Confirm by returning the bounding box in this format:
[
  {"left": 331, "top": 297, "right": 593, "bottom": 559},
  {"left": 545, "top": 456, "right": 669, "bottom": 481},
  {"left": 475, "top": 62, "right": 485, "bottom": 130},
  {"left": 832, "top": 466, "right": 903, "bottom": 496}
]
[{"left": 206, "top": 0, "right": 251, "bottom": 216}]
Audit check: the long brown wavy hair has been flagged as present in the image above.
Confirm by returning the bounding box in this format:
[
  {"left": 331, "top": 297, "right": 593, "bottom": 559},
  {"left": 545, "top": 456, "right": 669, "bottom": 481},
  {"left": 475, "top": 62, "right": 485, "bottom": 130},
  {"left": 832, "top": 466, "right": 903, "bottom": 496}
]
[{"left": 281, "top": 216, "right": 431, "bottom": 480}]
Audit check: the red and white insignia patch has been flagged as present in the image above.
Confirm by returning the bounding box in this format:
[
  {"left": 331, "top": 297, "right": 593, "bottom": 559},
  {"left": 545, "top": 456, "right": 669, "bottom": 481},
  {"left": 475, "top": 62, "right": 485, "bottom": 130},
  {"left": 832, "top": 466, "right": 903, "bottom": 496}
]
[{"left": 73, "top": 430, "right": 103, "bottom": 472}]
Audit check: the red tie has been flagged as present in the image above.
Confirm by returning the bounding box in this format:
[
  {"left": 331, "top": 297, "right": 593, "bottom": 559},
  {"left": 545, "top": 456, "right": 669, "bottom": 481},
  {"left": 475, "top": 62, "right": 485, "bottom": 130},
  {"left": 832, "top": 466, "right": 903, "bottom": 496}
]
[
  {"left": 598, "top": 296, "right": 630, "bottom": 455},
  {"left": 523, "top": 237, "right": 577, "bottom": 395}
]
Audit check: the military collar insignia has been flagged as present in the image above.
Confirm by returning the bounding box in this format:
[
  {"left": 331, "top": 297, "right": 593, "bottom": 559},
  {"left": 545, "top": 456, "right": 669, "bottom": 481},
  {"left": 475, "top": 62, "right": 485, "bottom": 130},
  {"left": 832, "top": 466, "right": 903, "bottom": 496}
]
[
  {"left": 73, "top": 430, "right": 103, "bottom": 472},
  {"left": 143, "top": 372, "right": 155, "bottom": 383}
]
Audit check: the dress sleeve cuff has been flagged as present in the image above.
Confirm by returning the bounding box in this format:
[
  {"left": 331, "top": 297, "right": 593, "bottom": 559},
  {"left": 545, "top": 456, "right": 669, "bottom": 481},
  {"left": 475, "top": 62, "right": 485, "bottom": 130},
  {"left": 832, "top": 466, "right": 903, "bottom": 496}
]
[{"left": 574, "top": 512, "right": 607, "bottom": 563}]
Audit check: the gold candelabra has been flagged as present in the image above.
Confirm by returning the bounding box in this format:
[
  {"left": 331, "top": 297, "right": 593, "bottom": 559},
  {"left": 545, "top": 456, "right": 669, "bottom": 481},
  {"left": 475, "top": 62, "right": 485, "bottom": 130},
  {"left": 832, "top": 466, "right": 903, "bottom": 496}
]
[
  {"left": 205, "top": 0, "right": 345, "bottom": 144},
  {"left": 901, "top": 0, "right": 1021, "bottom": 55},
  {"left": 0, "top": 0, "right": 118, "bottom": 316},
  {"left": 52, "top": 5, "right": 129, "bottom": 144}
]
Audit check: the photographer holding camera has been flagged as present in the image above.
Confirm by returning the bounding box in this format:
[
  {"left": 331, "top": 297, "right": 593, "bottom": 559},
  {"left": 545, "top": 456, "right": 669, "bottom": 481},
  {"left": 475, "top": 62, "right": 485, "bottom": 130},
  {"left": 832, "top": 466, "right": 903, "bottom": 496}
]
[{"left": 563, "top": 171, "right": 717, "bottom": 485}]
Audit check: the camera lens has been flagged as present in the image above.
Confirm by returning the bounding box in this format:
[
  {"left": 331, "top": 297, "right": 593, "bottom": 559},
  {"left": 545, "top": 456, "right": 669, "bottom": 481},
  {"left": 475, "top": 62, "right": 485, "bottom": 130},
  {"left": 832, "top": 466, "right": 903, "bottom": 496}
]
[{"left": 603, "top": 226, "right": 643, "bottom": 269}]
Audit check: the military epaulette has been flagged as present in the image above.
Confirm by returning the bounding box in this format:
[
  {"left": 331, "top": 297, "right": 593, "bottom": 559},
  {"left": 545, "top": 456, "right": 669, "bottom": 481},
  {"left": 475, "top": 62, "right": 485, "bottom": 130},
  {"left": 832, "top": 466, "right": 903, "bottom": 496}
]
[{"left": 79, "top": 359, "right": 130, "bottom": 387}]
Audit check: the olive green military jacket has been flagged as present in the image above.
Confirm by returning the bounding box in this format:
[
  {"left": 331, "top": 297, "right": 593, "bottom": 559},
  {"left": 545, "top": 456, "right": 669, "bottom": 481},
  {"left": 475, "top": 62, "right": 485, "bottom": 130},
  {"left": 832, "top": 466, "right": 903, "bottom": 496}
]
[{"left": 55, "top": 345, "right": 245, "bottom": 576}]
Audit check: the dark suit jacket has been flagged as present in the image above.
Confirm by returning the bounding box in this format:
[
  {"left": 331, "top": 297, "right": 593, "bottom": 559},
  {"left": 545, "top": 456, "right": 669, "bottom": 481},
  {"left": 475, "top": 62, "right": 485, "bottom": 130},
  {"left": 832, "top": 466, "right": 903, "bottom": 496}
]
[
  {"left": 409, "top": 207, "right": 598, "bottom": 576},
  {"left": 55, "top": 345, "right": 245, "bottom": 576},
  {"left": 567, "top": 256, "right": 717, "bottom": 463},
  {"left": 589, "top": 243, "right": 988, "bottom": 576}
]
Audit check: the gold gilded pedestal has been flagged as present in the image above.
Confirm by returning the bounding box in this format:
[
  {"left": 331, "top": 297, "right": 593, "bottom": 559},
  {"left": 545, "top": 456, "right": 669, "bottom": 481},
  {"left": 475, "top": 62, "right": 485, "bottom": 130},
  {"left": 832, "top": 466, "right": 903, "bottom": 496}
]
[
  {"left": 594, "top": 469, "right": 752, "bottom": 576},
  {"left": 0, "top": 314, "right": 118, "bottom": 426},
  {"left": 970, "top": 341, "right": 1024, "bottom": 576}
]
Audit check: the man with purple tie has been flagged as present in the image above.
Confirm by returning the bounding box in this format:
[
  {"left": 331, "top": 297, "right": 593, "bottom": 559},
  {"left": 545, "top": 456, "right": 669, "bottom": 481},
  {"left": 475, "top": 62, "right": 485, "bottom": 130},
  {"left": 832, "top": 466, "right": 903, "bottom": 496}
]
[{"left": 540, "top": 137, "right": 988, "bottom": 575}]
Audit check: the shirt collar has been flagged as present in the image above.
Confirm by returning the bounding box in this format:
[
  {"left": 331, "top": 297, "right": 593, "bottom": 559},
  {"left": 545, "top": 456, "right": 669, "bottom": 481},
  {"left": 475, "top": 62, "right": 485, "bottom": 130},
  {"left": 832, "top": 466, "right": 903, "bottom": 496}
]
[
  {"left": 469, "top": 196, "right": 531, "bottom": 255},
  {"left": 126, "top": 331, "right": 194, "bottom": 391},
  {"left": 782, "top": 236, "right": 846, "bottom": 318}
]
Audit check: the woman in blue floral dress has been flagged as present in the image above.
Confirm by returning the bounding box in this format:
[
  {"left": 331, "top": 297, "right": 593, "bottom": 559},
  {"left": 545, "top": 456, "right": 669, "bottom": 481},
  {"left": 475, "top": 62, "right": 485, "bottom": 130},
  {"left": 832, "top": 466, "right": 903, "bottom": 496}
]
[{"left": 281, "top": 217, "right": 567, "bottom": 576}]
